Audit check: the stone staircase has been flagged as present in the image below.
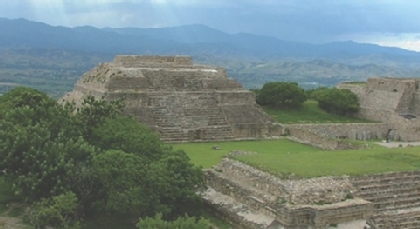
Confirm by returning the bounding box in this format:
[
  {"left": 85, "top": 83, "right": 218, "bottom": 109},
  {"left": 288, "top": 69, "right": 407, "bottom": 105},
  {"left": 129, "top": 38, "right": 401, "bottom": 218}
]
[
  {"left": 205, "top": 169, "right": 279, "bottom": 229},
  {"left": 352, "top": 171, "right": 420, "bottom": 228},
  {"left": 148, "top": 93, "right": 235, "bottom": 142}
]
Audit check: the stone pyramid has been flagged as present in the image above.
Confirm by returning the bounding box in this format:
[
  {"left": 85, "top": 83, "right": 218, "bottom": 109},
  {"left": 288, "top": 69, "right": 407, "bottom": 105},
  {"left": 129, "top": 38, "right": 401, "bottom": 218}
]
[{"left": 62, "top": 55, "right": 281, "bottom": 142}]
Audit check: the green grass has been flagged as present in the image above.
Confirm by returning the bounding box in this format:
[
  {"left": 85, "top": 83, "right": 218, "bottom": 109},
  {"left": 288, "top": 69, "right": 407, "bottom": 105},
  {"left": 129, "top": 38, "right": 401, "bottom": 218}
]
[
  {"left": 171, "top": 139, "right": 420, "bottom": 178},
  {"left": 170, "top": 139, "right": 314, "bottom": 169},
  {"left": 262, "top": 101, "right": 374, "bottom": 124}
]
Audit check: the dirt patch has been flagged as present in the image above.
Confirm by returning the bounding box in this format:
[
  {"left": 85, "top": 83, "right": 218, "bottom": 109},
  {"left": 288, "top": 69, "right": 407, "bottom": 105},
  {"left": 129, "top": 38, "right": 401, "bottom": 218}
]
[
  {"left": 0, "top": 216, "right": 27, "bottom": 229},
  {"left": 0, "top": 206, "right": 28, "bottom": 229}
]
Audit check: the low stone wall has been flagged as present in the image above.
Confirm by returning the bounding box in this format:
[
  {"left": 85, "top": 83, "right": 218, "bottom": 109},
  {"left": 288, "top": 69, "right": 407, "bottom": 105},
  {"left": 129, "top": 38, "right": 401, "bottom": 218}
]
[
  {"left": 205, "top": 147, "right": 420, "bottom": 229},
  {"left": 276, "top": 200, "right": 372, "bottom": 227},
  {"left": 205, "top": 157, "right": 373, "bottom": 228},
  {"left": 213, "top": 158, "right": 356, "bottom": 205},
  {"left": 284, "top": 123, "right": 390, "bottom": 140},
  {"left": 202, "top": 188, "right": 275, "bottom": 229},
  {"left": 358, "top": 107, "right": 420, "bottom": 142},
  {"left": 285, "top": 126, "right": 363, "bottom": 150}
]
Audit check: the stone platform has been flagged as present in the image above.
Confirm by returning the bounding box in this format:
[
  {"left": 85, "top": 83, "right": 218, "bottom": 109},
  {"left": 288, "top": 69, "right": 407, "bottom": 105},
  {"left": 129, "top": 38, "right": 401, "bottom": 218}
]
[
  {"left": 205, "top": 155, "right": 420, "bottom": 229},
  {"left": 62, "top": 55, "right": 282, "bottom": 142}
]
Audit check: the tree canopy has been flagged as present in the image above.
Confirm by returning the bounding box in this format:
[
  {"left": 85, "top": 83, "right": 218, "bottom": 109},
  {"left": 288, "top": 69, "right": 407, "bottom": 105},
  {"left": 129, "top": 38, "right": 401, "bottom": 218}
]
[
  {"left": 256, "top": 82, "right": 306, "bottom": 108},
  {"left": 311, "top": 87, "right": 360, "bottom": 115},
  {"left": 0, "top": 87, "right": 206, "bottom": 228}
]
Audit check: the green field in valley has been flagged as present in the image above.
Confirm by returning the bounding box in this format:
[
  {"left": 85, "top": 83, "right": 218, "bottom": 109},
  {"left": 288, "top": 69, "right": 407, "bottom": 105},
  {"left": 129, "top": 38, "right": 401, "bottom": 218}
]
[{"left": 170, "top": 139, "right": 420, "bottom": 178}]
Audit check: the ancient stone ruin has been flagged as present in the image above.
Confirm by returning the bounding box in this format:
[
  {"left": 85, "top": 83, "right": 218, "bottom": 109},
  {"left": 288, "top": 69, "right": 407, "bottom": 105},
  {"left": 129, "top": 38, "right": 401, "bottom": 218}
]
[
  {"left": 62, "top": 55, "right": 281, "bottom": 142},
  {"left": 204, "top": 152, "right": 420, "bottom": 229},
  {"left": 63, "top": 58, "right": 420, "bottom": 228},
  {"left": 338, "top": 77, "right": 420, "bottom": 141}
]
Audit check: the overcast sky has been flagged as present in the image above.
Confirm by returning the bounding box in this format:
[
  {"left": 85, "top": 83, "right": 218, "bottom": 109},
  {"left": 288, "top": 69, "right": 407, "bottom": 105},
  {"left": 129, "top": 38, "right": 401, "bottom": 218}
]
[{"left": 1, "top": 0, "right": 420, "bottom": 51}]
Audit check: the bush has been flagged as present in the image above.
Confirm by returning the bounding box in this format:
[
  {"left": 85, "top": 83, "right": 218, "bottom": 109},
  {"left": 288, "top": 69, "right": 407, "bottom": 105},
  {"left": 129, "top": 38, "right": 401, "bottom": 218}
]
[
  {"left": 24, "top": 192, "right": 80, "bottom": 229},
  {"left": 136, "top": 213, "right": 210, "bottom": 229},
  {"left": 316, "top": 88, "right": 359, "bottom": 115},
  {"left": 256, "top": 82, "right": 306, "bottom": 108}
]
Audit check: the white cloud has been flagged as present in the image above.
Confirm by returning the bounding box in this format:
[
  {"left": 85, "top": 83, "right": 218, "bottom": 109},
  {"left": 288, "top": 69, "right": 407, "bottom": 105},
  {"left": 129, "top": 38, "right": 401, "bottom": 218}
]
[{"left": 376, "top": 41, "right": 420, "bottom": 52}]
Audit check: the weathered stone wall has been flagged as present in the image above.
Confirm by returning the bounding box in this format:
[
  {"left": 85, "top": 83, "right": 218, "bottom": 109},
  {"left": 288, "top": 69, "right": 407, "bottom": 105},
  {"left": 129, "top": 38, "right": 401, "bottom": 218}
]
[
  {"left": 285, "top": 123, "right": 390, "bottom": 140},
  {"left": 205, "top": 157, "right": 373, "bottom": 228},
  {"left": 114, "top": 55, "right": 193, "bottom": 66},
  {"left": 339, "top": 78, "right": 419, "bottom": 115},
  {"left": 412, "top": 91, "right": 420, "bottom": 115},
  {"left": 336, "top": 82, "right": 366, "bottom": 98},
  {"left": 206, "top": 155, "right": 420, "bottom": 229},
  {"left": 339, "top": 78, "right": 420, "bottom": 142},
  {"left": 212, "top": 158, "right": 357, "bottom": 205},
  {"left": 62, "top": 55, "right": 281, "bottom": 142},
  {"left": 285, "top": 126, "right": 366, "bottom": 150}
]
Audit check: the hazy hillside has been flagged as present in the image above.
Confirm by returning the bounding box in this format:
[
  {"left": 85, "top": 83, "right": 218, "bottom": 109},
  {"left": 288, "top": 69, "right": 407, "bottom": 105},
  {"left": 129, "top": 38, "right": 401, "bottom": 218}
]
[{"left": 1, "top": 18, "right": 420, "bottom": 96}]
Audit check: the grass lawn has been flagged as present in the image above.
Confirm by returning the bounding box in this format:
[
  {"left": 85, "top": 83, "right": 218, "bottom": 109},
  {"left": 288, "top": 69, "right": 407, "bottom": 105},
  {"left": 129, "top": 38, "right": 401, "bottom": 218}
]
[
  {"left": 170, "top": 139, "right": 315, "bottom": 169},
  {"left": 262, "top": 100, "right": 374, "bottom": 124},
  {"left": 171, "top": 139, "right": 420, "bottom": 178}
]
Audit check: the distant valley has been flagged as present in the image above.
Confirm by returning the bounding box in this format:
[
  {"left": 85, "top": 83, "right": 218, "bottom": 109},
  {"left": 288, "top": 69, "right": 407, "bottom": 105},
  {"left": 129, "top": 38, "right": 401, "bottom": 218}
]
[{"left": 1, "top": 18, "right": 420, "bottom": 97}]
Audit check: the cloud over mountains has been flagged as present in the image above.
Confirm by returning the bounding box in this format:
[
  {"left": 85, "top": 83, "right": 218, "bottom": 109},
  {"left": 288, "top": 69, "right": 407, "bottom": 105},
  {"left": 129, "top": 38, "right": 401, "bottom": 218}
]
[{"left": 1, "top": 1, "right": 420, "bottom": 49}]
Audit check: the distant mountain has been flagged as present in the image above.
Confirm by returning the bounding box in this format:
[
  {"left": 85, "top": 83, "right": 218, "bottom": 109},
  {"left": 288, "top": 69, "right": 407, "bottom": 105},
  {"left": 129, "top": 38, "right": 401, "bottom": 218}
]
[
  {"left": 2, "top": 17, "right": 420, "bottom": 96},
  {"left": 2, "top": 18, "right": 420, "bottom": 61}
]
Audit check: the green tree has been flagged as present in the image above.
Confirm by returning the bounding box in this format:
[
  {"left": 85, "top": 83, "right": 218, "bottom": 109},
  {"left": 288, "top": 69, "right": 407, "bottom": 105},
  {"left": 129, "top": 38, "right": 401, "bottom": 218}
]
[
  {"left": 73, "top": 95, "right": 124, "bottom": 142},
  {"left": 25, "top": 192, "right": 80, "bottom": 229},
  {"left": 92, "top": 149, "right": 206, "bottom": 221},
  {"left": 305, "top": 87, "right": 328, "bottom": 101},
  {"left": 92, "top": 150, "right": 160, "bottom": 219},
  {"left": 151, "top": 150, "right": 206, "bottom": 220},
  {"left": 0, "top": 88, "right": 95, "bottom": 201},
  {"left": 256, "top": 82, "right": 306, "bottom": 108},
  {"left": 0, "top": 87, "right": 206, "bottom": 227},
  {"left": 316, "top": 88, "right": 360, "bottom": 115},
  {"left": 136, "top": 213, "right": 210, "bottom": 229},
  {"left": 91, "top": 116, "right": 163, "bottom": 160}
]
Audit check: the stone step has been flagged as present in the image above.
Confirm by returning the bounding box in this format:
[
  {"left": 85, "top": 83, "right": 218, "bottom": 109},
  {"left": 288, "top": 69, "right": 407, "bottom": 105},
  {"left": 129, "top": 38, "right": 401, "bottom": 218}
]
[
  {"left": 364, "top": 195, "right": 420, "bottom": 211},
  {"left": 356, "top": 187, "right": 420, "bottom": 200},
  {"left": 159, "top": 127, "right": 234, "bottom": 142},
  {"left": 353, "top": 178, "right": 420, "bottom": 188},
  {"left": 352, "top": 173, "right": 420, "bottom": 185},
  {"left": 373, "top": 208, "right": 420, "bottom": 229},
  {"left": 202, "top": 187, "right": 276, "bottom": 229},
  {"left": 206, "top": 169, "right": 277, "bottom": 210}
]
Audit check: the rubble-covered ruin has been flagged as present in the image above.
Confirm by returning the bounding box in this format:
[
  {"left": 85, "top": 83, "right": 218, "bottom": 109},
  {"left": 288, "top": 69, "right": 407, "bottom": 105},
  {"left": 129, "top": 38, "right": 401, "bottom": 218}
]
[
  {"left": 204, "top": 152, "right": 420, "bottom": 229},
  {"left": 62, "top": 55, "right": 281, "bottom": 142}
]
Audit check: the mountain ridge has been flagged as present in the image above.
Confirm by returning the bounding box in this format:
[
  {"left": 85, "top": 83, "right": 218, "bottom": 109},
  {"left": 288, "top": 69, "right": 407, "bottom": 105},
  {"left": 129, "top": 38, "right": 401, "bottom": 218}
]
[
  {"left": 2, "top": 17, "right": 419, "bottom": 59},
  {"left": 1, "top": 17, "right": 420, "bottom": 96}
]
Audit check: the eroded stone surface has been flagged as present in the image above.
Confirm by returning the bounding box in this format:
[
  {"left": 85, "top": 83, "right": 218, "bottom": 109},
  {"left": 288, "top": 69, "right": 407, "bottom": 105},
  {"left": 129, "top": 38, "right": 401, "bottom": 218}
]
[
  {"left": 205, "top": 156, "right": 374, "bottom": 229},
  {"left": 62, "top": 55, "right": 283, "bottom": 142},
  {"left": 206, "top": 154, "right": 420, "bottom": 229},
  {"left": 338, "top": 78, "right": 420, "bottom": 142}
]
